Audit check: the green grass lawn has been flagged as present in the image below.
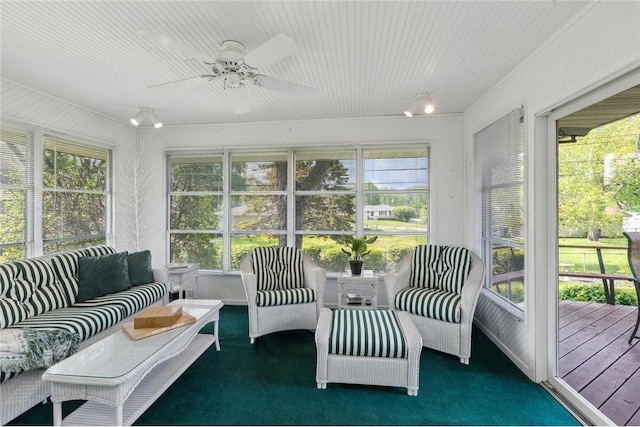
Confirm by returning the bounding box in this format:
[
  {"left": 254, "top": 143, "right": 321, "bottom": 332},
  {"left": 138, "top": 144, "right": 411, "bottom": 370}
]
[{"left": 558, "top": 237, "right": 630, "bottom": 275}]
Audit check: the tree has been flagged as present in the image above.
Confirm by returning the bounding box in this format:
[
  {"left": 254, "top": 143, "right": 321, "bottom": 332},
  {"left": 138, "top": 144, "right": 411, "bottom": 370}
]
[
  {"left": 169, "top": 160, "right": 222, "bottom": 269},
  {"left": 392, "top": 205, "right": 415, "bottom": 222},
  {"left": 241, "top": 159, "right": 354, "bottom": 248},
  {"left": 558, "top": 114, "right": 639, "bottom": 240}
]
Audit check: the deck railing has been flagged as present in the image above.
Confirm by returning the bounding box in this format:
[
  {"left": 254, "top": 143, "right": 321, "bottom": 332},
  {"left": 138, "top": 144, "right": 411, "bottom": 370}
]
[{"left": 558, "top": 244, "right": 634, "bottom": 305}]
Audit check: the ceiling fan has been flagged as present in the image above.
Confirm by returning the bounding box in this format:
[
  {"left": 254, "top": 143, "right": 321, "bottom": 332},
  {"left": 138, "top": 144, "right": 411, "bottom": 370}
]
[{"left": 138, "top": 30, "right": 317, "bottom": 114}]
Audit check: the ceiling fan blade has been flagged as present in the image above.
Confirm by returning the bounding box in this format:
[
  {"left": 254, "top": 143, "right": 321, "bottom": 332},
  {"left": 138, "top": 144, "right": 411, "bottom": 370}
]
[
  {"left": 137, "top": 29, "right": 213, "bottom": 62},
  {"left": 147, "top": 76, "right": 205, "bottom": 90},
  {"left": 243, "top": 34, "right": 300, "bottom": 69},
  {"left": 255, "top": 75, "right": 317, "bottom": 97},
  {"left": 227, "top": 86, "right": 250, "bottom": 114}
]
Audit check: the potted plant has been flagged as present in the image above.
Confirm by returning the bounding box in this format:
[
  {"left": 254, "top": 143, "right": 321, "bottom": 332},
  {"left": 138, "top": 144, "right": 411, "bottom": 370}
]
[{"left": 341, "top": 235, "right": 378, "bottom": 275}]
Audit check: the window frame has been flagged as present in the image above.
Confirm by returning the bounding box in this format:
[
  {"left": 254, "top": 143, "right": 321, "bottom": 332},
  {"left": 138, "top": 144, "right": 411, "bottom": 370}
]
[
  {"left": 167, "top": 144, "right": 431, "bottom": 273},
  {"left": 0, "top": 120, "right": 113, "bottom": 261},
  {"left": 475, "top": 108, "right": 526, "bottom": 318}
]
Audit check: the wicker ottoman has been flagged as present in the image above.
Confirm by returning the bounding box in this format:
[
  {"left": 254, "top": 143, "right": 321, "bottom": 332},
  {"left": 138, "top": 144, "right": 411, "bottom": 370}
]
[{"left": 315, "top": 308, "right": 422, "bottom": 396}]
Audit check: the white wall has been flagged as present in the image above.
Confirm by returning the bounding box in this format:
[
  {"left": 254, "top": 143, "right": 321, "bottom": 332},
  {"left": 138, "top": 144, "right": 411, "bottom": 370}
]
[
  {"left": 464, "top": 1, "right": 640, "bottom": 381},
  {"left": 0, "top": 79, "right": 142, "bottom": 259},
  {"left": 139, "top": 114, "right": 465, "bottom": 302}
]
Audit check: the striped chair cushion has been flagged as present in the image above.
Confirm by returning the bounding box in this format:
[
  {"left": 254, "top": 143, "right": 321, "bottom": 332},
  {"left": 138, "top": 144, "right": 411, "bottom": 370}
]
[
  {"left": 256, "top": 288, "right": 316, "bottom": 307},
  {"left": 0, "top": 297, "right": 28, "bottom": 329},
  {"left": 0, "top": 263, "right": 20, "bottom": 296},
  {"left": 10, "top": 304, "right": 126, "bottom": 342},
  {"left": 437, "top": 246, "right": 471, "bottom": 294},
  {"left": 328, "top": 310, "right": 407, "bottom": 358},
  {"left": 71, "top": 282, "right": 166, "bottom": 318},
  {"left": 394, "top": 287, "right": 462, "bottom": 323},
  {"left": 50, "top": 249, "right": 86, "bottom": 305},
  {"left": 251, "top": 247, "right": 304, "bottom": 291},
  {"left": 409, "top": 245, "right": 471, "bottom": 294},
  {"left": 410, "top": 244, "right": 440, "bottom": 289},
  {"left": 82, "top": 245, "right": 116, "bottom": 257}
]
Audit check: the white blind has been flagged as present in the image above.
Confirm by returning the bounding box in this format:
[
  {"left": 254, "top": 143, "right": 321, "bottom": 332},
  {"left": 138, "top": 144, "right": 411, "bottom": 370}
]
[
  {"left": 477, "top": 109, "right": 524, "bottom": 242},
  {"left": 0, "top": 125, "right": 33, "bottom": 260},
  {"left": 475, "top": 108, "right": 525, "bottom": 310}
]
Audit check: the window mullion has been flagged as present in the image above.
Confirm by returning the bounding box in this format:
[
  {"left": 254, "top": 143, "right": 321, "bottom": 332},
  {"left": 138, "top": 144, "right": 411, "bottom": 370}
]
[
  {"left": 31, "top": 128, "right": 43, "bottom": 257},
  {"left": 356, "top": 147, "right": 364, "bottom": 236}
]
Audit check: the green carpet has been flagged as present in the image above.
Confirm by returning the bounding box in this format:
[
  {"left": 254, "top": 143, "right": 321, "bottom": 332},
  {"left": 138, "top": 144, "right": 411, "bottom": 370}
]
[{"left": 10, "top": 305, "right": 579, "bottom": 425}]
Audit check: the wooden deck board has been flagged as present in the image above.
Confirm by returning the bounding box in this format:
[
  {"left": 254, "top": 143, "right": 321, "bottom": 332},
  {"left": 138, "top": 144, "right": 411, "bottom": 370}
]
[
  {"left": 559, "top": 305, "right": 634, "bottom": 356},
  {"left": 559, "top": 300, "right": 640, "bottom": 426},
  {"left": 559, "top": 313, "right": 633, "bottom": 377},
  {"left": 596, "top": 363, "right": 640, "bottom": 426}
]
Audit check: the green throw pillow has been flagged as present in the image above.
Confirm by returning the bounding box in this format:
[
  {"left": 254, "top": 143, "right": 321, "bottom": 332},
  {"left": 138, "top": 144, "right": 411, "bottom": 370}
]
[
  {"left": 77, "top": 252, "right": 131, "bottom": 302},
  {"left": 128, "top": 250, "right": 154, "bottom": 286}
]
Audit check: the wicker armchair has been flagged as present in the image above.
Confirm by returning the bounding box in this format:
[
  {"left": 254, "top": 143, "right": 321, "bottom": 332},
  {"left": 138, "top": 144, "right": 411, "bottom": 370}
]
[
  {"left": 240, "top": 247, "right": 326, "bottom": 344},
  {"left": 385, "top": 245, "right": 484, "bottom": 364},
  {"left": 624, "top": 232, "right": 640, "bottom": 344}
]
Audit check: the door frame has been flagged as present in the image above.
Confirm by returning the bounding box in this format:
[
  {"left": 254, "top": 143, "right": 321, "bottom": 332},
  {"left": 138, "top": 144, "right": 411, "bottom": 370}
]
[{"left": 536, "top": 69, "right": 640, "bottom": 426}]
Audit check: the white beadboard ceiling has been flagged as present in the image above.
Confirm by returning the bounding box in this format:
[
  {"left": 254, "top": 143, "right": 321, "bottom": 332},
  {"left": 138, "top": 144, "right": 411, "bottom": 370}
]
[{"left": 0, "top": 1, "right": 589, "bottom": 126}]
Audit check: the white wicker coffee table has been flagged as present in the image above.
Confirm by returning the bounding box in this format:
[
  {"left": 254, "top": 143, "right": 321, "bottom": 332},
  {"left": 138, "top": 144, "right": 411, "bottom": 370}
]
[{"left": 42, "top": 299, "right": 223, "bottom": 426}]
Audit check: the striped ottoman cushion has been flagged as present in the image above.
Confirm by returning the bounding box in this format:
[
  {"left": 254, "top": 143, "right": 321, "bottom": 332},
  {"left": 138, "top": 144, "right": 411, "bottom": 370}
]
[
  {"left": 9, "top": 304, "right": 125, "bottom": 342},
  {"left": 328, "top": 310, "right": 407, "bottom": 358},
  {"left": 256, "top": 288, "right": 316, "bottom": 307},
  {"left": 71, "top": 282, "right": 166, "bottom": 317},
  {"left": 395, "top": 287, "right": 462, "bottom": 323}
]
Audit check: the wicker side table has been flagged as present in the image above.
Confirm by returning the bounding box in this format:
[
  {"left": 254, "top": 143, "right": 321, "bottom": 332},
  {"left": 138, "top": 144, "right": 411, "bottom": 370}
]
[{"left": 337, "top": 271, "right": 378, "bottom": 309}]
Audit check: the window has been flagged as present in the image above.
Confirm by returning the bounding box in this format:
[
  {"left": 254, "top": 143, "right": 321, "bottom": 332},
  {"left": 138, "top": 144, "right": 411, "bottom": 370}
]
[
  {"left": 168, "top": 145, "right": 430, "bottom": 273},
  {"left": 168, "top": 155, "right": 224, "bottom": 270},
  {"left": 363, "top": 148, "right": 430, "bottom": 270},
  {"left": 0, "top": 122, "right": 112, "bottom": 262},
  {"left": 42, "top": 135, "right": 111, "bottom": 254},
  {"left": 0, "top": 125, "right": 32, "bottom": 261},
  {"left": 475, "top": 108, "right": 525, "bottom": 312}
]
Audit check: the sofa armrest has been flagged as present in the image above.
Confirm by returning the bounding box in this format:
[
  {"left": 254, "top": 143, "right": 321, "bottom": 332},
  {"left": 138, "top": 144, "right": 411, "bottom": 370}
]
[
  {"left": 153, "top": 267, "right": 169, "bottom": 284},
  {"left": 152, "top": 268, "right": 169, "bottom": 303},
  {"left": 384, "top": 253, "right": 412, "bottom": 310}
]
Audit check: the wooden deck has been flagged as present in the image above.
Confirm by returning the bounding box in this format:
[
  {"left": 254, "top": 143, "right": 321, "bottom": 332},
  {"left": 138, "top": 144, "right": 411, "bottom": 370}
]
[{"left": 559, "top": 300, "right": 640, "bottom": 426}]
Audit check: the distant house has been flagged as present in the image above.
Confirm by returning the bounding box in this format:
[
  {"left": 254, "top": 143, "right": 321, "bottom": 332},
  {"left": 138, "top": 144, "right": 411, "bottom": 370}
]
[
  {"left": 364, "top": 204, "right": 393, "bottom": 219},
  {"left": 623, "top": 212, "right": 640, "bottom": 232}
]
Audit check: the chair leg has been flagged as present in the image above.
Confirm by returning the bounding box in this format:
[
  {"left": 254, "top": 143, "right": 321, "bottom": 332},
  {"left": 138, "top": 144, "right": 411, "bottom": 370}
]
[{"left": 628, "top": 307, "right": 640, "bottom": 345}]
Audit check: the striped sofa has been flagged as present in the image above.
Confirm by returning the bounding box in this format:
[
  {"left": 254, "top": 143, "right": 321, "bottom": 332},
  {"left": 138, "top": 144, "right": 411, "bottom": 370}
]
[
  {"left": 385, "top": 245, "right": 485, "bottom": 364},
  {"left": 315, "top": 308, "right": 422, "bottom": 395},
  {"left": 0, "top": 245, "right": 168, "bottom": 426}
]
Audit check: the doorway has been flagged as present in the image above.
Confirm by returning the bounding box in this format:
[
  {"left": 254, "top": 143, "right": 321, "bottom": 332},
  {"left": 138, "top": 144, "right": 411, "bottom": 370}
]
[{"left": 551, "top": 84, "right": 640, "bottom": 425}]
